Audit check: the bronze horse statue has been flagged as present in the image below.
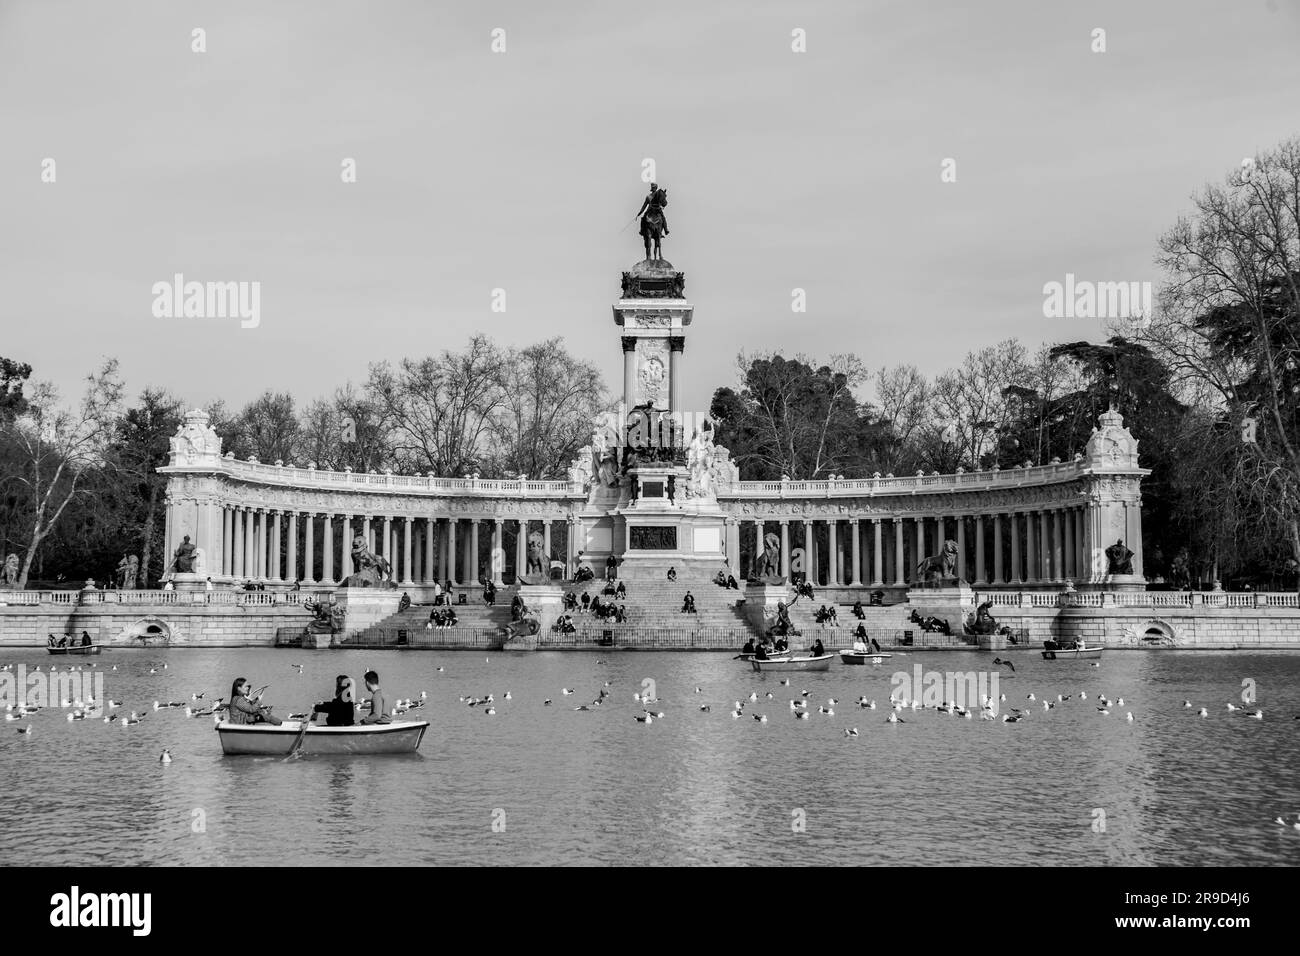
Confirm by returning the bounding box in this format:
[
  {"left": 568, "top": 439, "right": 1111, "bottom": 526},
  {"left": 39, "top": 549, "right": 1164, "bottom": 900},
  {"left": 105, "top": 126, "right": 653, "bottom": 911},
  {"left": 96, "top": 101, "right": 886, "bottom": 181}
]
[{"left": 636, "top": 183, "right": 669, "bottom": 261}]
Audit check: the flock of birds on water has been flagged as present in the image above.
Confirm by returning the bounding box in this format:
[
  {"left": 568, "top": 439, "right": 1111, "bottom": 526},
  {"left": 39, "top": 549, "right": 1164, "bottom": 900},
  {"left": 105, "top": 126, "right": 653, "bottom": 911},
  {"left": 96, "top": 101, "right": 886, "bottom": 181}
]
[{"left": 2, "top": 654, "right": 1297, "bottom": 832}]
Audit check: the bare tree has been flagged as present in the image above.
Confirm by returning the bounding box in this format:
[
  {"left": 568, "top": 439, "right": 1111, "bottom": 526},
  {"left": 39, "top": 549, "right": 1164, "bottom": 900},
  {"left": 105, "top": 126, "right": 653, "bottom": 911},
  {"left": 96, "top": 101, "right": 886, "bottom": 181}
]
[
  {"left": 299, "top": 384, "right": 392, "bottom": 473},
  {"left": 490, "top": 338, "right": 606, "bottom": 479},
  {"left": 2, "top": 359, "right": 123, "bottom": 587},
  {"left": 368, "top": 335, "right": 506, "bottom": 476}
]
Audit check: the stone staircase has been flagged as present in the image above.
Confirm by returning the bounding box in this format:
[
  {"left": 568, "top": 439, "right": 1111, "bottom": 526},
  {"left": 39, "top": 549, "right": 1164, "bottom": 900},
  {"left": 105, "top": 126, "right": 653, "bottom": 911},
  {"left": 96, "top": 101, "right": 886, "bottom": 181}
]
[
  {"left": 339, "top": 589, "right": 519, "bottom": 648},
  {"left": 553, "top": 562, "right": 759, "bottom": 646}
]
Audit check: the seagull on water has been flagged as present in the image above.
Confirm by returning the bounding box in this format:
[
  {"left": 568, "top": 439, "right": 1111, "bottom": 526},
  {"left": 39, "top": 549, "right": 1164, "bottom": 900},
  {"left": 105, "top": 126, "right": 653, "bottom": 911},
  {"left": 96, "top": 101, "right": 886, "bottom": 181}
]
[
  {"left": 635, "top": 714, "right": 653, "bottom": 723},
  {"left": 1199, "top": 707, "right": 1209, "bottom": 717},
  {"left": 16, "top": 726, "right": 33, "bottom": 735},
  {"left": 1126, "top": 712, "right": 1134, "bottom": 722},
  {"left": 886, "top": 712, "right": 902, "bottom": 723},
  {"left": 699, "top": 705, "right": 711, "bottom": 712},
  {"left": 1248, "top": 710, "right": 1264, "bottom": 719},
  {"left": 794, "top": 711, "right": 809, "bottom": 720},
  {"left": 159, "top": 749, "right": 172, "bottom": 764},
  {"left": 844, "top": 727, "right": 859, "bottom": 737}
]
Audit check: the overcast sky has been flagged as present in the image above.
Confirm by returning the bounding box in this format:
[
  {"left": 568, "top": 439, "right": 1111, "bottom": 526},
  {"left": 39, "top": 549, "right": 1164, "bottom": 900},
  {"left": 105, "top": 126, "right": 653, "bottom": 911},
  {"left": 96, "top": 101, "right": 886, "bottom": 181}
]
[{"left": 2, "top": 0, "right": 1299, "bottom": 420}]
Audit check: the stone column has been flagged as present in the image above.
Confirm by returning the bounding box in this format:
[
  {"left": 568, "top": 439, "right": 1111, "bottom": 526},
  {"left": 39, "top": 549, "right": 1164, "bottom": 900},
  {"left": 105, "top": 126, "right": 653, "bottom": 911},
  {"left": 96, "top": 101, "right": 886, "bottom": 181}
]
[
  {"left": 668, "top": 338, "right": 684, "bottom": 414},
  {"left": 975, "top": 515, "right": 986, "bottom": 585},
  {"left": 303, "top": 513, "right": 316, "bottom": 585},
  {"left": 252, "top": 509, "right": 264, "bottom": 580},
  {"left": 754, "top": 521, "right": 763, "bottom": 568},
  {"left": 516, "top": 519, "right": 527, "bottom": 582},
  {"left": 894, "top": 519, "right": 905, "bottom": 585},
  {"left": 1066, "top": 509, "right": 1076, "bottom": 574},
  {"left": 1052, "top": 509, "right": 1065, "bottom": 582},
  {"left": 543, "top": 519, "right": 553, "bottom": 577},
  {"left": 222, "top": 507, "right": 233, "bottom": 576},
  {"left": 492, "top": 519, "right": 505, "bottom": 586},
  {"left": 1009, "top": 512, "right": 1021, "bottom": 585},
  {"left": 827, "top": 520, "right": 839, "bottom": 586},
  {"left": 287, "top": 512, "right": 298, "bottom": 584},
  {"left": 779, "top": 520, "right": 790, "bottom": 579},
  {"left": 339, "top": 517, "right": 352, "bottom": 581},
  {"left": 850, "top": 518, "right": 863, "bottom": 586},
  {"left": 402, "top": 517, "right": 414, "bottom": 586},
  {"left": 271, "top": 510, "right": 282, "bottom": 582},
  {"left": 803, "top": 521, "right": 814, "bottom": 583},
  {"left": 1039, "top": 510, "right": 1051, "bottom": 582},
  {"left": 992, "top": 514, "right": 1003, "bottom": 585},
  {"left": 469, "top": 519, "right": 480, "bottom": 583},
  {"left": 232, "top": 508, "right": 245, "bottom": 578},
  {"left": 914, "top": 518, "right": 924, "bottom": 582},
  {"left": 622, "top": 336, "right": 638, "bottom": 410},
  {"left": 244, "top": 509, "right": 256, "bottom": 581},
  {"left": 871, "top": 518, "right": 883, "bottom": 586},
  {"left": 424, "top": 517, "right": 436, "bottom": 584},
  {"left": 1025, "top": 512, "right": 1038, "bottom": 584},
  {"left": 381, "top": 515, "right": 393, "bottom": 574},
  {"left": 322, "top": 514, "right": 335, "bottom": 585},
  {"left": 956, "top": 515, "right": 967, "bottom": 582},
  {"left": 447, "top": 519, "right": 458, "bottom": 586}
]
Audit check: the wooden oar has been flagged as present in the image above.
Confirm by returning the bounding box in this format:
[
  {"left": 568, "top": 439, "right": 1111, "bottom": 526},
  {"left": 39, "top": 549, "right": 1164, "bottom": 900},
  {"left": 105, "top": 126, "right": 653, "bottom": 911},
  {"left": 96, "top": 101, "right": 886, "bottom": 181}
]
[{"left": 284, "top": 712, "right": 312, "bottom": 760}]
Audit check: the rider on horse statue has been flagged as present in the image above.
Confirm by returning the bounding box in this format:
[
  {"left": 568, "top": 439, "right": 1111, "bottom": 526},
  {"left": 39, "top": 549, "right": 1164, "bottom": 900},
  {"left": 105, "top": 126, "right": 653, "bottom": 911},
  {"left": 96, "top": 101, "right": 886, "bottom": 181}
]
[{"left": 635, "top": 183, "right": 669, "bottom": 260}]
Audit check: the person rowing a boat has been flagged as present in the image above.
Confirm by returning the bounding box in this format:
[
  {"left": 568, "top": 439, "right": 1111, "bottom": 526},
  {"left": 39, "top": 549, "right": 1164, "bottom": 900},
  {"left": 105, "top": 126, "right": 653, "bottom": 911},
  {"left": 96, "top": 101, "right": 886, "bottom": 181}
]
[
  {"left": 359, "top": 670, "right": 391, "bottom": 725},
  {"left": 228, "top": 677, "right": 283, "bottom": 725},
  {"left": 310, "top": 675, "right": 356, "bottom": 727},
  {"left": 810, "top": 638, "right": 825, "bottom": 657}
]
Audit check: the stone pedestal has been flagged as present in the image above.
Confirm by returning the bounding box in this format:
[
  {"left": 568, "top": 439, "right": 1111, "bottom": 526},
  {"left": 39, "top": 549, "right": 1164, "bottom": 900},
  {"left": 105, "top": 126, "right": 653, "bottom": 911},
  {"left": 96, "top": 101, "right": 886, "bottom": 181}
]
[
  {"left": 1103, "top": 574, "right": 1146, "bottom": 593},
  {"left": 169, "top": 573, "right": 208, "bottom": 593},
  {"left": 333, "top": 589, "right": 402, "bottom": 638},
  {"left": 742, "top": 582, "right": 794, "bottom": 634},
  {"left": 906, "top": 581, "right": 976, "bottom": 627}
]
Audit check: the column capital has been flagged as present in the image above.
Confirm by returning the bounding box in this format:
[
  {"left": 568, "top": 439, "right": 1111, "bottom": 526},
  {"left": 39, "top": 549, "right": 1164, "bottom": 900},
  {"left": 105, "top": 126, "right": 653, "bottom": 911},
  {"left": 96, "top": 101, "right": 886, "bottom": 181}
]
[
  {"left": 668, "top": 336, "right": 685, "bottom": 352},
  {"left": 621, "top": 335, "right": 638, "bottom": 352}
]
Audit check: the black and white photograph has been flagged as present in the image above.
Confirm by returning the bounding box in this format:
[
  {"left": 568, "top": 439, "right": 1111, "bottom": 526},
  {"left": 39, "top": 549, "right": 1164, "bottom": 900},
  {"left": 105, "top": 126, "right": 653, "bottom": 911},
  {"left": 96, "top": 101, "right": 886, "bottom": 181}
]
[{"left": 0, "top": 0, "right": 1295, "bottom": 935}]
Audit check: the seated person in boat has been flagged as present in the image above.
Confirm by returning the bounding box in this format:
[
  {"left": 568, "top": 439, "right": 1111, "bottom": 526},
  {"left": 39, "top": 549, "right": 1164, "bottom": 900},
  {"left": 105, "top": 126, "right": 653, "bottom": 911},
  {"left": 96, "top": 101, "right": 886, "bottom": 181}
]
[
  {"left": 228, "top": 677, "right": 283, "bottom": 725},
  {"left": 47, "top": 633, "right": 57, "bottom": 648},
  {"left": 359, "top": 670, "right": 391, "bottom": 725},
  {"left": 810, "top": 638, "right": 825, "bottom": 657},
  {"left": 742, "top": 638, "right": 756, "bottom": 655},
  {"left": 753, "top": 642, "right": 769, "bottom": 660},
  {"left": 774, "top": 636, "right": 789, "bottom": 653},
  {"left": 311, "top": 675, "right": 357, "bottom": 727},
  {"left": 57, "top": 634, "right": 68, "bottom": 647},
  {"left": 81, "top": 631, "right": 92, "bottom": 646},
  {"left": 852, "top": 600, "right": 864, "bottom": 619}
]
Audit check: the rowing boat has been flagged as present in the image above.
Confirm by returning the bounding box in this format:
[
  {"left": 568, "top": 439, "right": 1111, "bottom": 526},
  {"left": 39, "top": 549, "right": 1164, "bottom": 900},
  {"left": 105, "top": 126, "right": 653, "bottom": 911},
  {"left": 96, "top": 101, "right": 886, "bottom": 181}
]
[
  {"left": 1041, "top": 641, "right": 1103, "bottom": 661},
  {"left": 216, "top": 720, "right": 429, "bottom": 755},
  {"left": 838, "top": 649, "right": 892, "bottom": 665},
  {"left": 46, "top": 644, "right": 102, "bottom": 656},
  {"left": 749, "top": 654, "right": 834, "bottom": 673}
]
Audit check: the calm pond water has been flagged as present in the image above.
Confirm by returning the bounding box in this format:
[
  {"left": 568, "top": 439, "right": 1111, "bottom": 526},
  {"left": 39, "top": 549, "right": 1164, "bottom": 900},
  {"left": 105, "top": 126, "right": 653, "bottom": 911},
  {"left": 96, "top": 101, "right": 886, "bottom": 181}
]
[{"left": 1, "top": 647, "right": 1298, "bottom": 866}]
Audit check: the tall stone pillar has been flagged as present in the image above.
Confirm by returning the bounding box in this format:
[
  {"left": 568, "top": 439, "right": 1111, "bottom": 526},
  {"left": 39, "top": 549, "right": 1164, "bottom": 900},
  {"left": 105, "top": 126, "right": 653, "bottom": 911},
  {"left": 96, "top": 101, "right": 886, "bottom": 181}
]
[
  {"left": 222, "top": 507, "right": 233, "bottom": 576},
  {"left": 956, "top": 515, "right": 967, "bottom": 582},
  {"left": 914, "top": 518, "right": 924, "bottom": 582},
  {"left": 622, "top": 336, "right": 638, "bottom": 410},
  {"left": 779, "top": 520, "right": 790, "bottom": 579},
  {"left": 1009, "top": 512, "right": 1021, "bottom": 585},
  {"left": 827, "top": 520, "right": 839, "bottom": 586},
  {"left": 303, "top": 513, "right": 316, "bottom": 585},
  {"left": 850, "top": 518, "right": 862, "bottom": 587},
  {"left": 402, "top": 517, "right": 414, "bottom": 586},
  {"left": 542, "top": 519, "right": 553, "bottom": 577},
  {"left": 424, "top": 517, "right": 436, "bottom": 584},
  {"left": 1039, "top": 510, "right": 1050, "bottom": 582},
  {"left": 243, "top": 509, "right": 255, "bottom": 581},
  {"left": 803, "top": 521, "right": 814, "bottom": 583},
  {"left": 447, "top": 519, "right": 458, "bottom": 586},
  {"left": 271, "top": 510, "right": 282, "bottom": 582},
  {"left": 668, "top": 338, "right": 684, "bottom": 414},
  {"left": 992, "top": 514, "right": 1003, "bottom": 585},
  {"left": 871, "top": 518, "right": 883, "bottom": 586},
  {"left": 287, "top": 512, "right": 298, "bottom": 584},
  {"left": 1025, "top": 512, "right": 1038, "bottom": 584},
  {"left": 468, "top": 520, "right": 479, "bottom": 584},
  {"left": 1063, "top": 507, "right": 1076, "bottom": 579},
  {"left": 322, "top": 514, "right": 335, "bottom": 585},
  {"left": 232, "top": 507, "right": 245, "bottom": 578},
  {"left": 1053, "top": 510, "right": 1065, "bottom": 582},
  {"left": 340, "top": 516, "right": 353, "bottom": 581},
  {"left": 492, "top": 519, "right": 505, "bottom": 586},
  {"left": 894, "top": 519, "right": 905, "bottom": 585},
  {"left": 515, "top": 519, "right": 527, "bottom": 582},
  {"left": 975, "top": 516, "right": 986, "bottom": 585}
]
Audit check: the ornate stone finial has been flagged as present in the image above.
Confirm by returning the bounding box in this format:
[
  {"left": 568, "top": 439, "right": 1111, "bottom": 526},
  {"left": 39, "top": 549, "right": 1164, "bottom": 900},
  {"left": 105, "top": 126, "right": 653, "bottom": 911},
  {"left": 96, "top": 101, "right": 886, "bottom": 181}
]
[
  {"left": 1086, "top": 406, "right": 1141, "bottom": 468},
  {"left": 168, "top": 408, "right": 224, "bottom": 467}
]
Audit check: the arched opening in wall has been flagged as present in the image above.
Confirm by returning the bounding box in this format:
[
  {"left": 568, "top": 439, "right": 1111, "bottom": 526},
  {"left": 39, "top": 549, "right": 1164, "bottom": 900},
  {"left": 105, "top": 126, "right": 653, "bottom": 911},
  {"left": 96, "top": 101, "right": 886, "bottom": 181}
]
[
  {"left": 117, "top": 618, "right": 175, "bottom": 646},
  {"left": 1137, "top": 620, "right": 1176, "bottom": 647}
]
